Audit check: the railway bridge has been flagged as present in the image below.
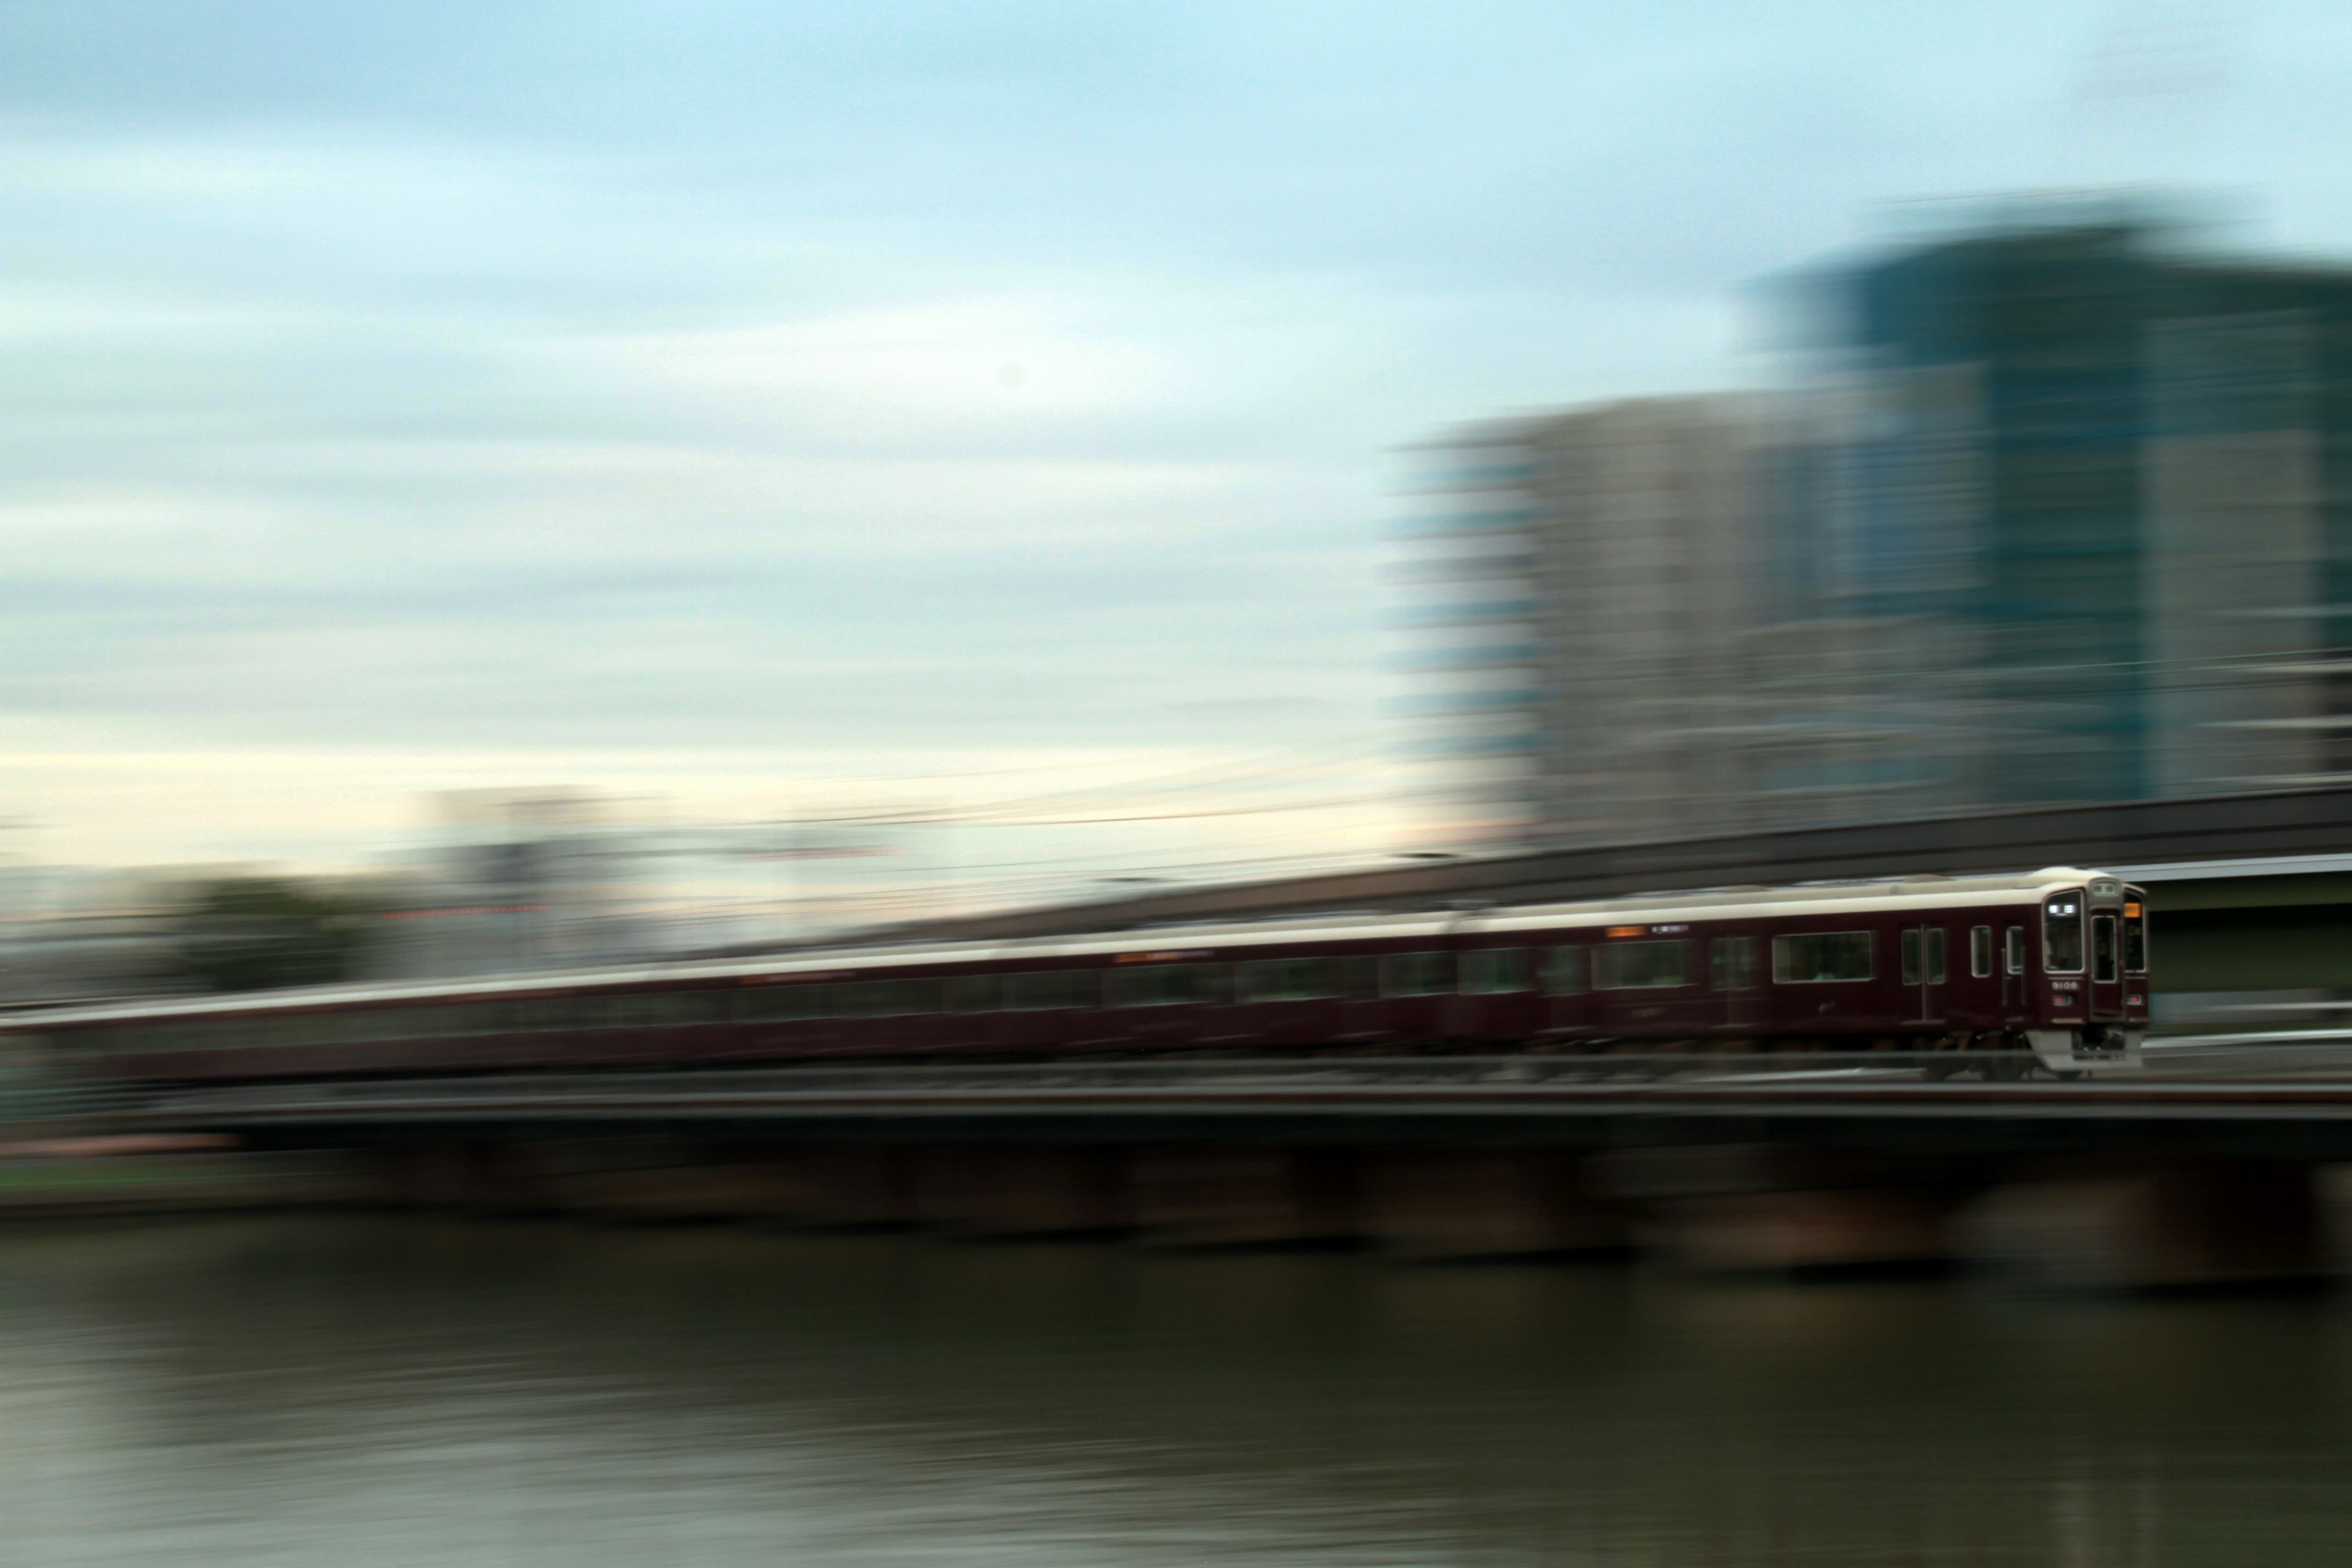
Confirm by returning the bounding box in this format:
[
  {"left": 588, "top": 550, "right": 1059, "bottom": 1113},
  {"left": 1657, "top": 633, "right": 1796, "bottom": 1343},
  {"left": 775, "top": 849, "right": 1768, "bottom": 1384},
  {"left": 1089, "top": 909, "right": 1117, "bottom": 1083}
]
[
  {"left": 104, "top": 1043, "right": 2352, "bottom": 1292},
  {"left": 42, "top": 785, "right": 2352, "bottom": 1288}
]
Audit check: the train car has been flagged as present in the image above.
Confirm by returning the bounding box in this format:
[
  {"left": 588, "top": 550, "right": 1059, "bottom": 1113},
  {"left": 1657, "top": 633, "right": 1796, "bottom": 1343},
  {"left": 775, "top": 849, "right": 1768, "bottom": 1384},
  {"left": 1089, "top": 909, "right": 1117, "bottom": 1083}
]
[{"left": 0, "top": 866, "right": 2149, "bottom": 1084}]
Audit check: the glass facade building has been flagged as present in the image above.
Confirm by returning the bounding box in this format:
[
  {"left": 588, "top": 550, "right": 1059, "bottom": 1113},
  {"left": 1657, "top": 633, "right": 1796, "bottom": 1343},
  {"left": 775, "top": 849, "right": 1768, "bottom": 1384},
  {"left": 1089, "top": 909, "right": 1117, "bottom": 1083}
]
[
  {"left": 1410, "top": 205, "right": 2352, "bottom": 849},
  {"left": 1827, "top": 211, "right": 2352, "bottom": 807}
]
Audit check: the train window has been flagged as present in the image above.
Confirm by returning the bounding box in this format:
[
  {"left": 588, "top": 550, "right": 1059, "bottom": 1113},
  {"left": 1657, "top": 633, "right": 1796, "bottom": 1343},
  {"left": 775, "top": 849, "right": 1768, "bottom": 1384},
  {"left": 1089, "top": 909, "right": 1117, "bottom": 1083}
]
[
  {"left": 837, "top": 983, "right": 883, "bottom": 1019},
  {"left": 2091, "top": 916, "right": 2119, "bottom": 984},
  {"left": 741, "top": 984, "right": 831, "bottom": 1022},
  {"left": 1595, "top": 940, "right": 1690, "bottom": 990},
  {"left": 675, "top": 992, "right": 734, "bottom": 1025},
  {"left": 1008, "top": 970, "right": 1097, "bottom": 1011},
  {"left": 841, "top": 978, "right": 941, "bottom": 1017},
  {"left": 1771, "top": 932, "right": 1872, "bottom": 984},
  {"left": 2005, "top": 926, "right": 2026, "bottom": 976},
  {"left": 1709, "top": 937, "right": 1758, "bottom": 991},
  {"left": 832, "top": 984, "right": 875, "bottom": 1019},
  {"left": 1460, "top": 949, "right": 1531, "bottom": 994},
  {"left": 1237, "top": 959, "right": 1341, "bottom": 1003},
  {"left": 944, "top": 975, "right": 1003, "bottom": 1014},
  {"left": 646, "top": 995, "right": 703, "bottom": 1027},
  {"left": 1379, "top": 952, "right": 1453, "bottom": 997},
  {"left": 608, "top": 996, "right": 666, "bottom": 1029},
  {"left": 2042, "top": 894, "right": 2086, "bottom": 973},
  {"left": 1970, "top": 927, "right": 1994, "bottom": 979},
  {"left": 462, "top": 1005, "right": 506, "bottom": 1033},
  {"left": 1540, "top": 946, "right": 1589, "bottom": 996},
  {"left": 1107, "top": 964, "right": 1227, "bottom": 1008},
  {"left": 2122, "top": 897, "right": 2148, "bottom": 974},
  {"left": 1339, "top": 956, "right": 1379, "bottom": 1001}
]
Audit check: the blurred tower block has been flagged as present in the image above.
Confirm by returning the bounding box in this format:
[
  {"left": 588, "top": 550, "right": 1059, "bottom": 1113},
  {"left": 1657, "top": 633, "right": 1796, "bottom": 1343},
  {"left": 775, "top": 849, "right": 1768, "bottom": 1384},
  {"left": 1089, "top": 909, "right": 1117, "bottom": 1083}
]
[
  {"left": 1403, "top": 396, "right": 1770, "bottom": 848},
  {"left": 1815, "top": 198, "right": 2352, "bottom": 810},
  {"left": 1403, "top": 195, "right": 2352, "bottom": 853}
]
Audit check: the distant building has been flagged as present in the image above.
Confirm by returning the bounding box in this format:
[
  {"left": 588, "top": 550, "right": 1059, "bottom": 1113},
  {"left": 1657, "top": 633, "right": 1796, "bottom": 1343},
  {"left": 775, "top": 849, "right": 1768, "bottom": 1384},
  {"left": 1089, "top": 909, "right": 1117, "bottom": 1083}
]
[
  {"left": 1405, "top": 200, "right": 2352, "bottom": 850},
  {"left": 1816, "top": 204, "right": 2352, "bottom": 807},
  {"left": 1403, "top": 396, "right": 1768, "bottom": 847}
]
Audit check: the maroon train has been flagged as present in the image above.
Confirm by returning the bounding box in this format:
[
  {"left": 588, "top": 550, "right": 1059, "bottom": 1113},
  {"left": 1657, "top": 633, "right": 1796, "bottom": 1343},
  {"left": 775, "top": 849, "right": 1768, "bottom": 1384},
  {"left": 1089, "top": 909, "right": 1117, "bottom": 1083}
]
[{"left": 3, "top": 865, "right": 2150, "bottom": 1083}]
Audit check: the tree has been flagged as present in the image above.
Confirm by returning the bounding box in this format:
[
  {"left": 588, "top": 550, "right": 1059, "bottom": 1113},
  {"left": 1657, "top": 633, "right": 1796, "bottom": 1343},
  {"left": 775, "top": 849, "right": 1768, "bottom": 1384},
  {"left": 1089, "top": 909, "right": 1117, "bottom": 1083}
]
[{"left": 170, "top": 877, "right": 369, "bottom": 993}]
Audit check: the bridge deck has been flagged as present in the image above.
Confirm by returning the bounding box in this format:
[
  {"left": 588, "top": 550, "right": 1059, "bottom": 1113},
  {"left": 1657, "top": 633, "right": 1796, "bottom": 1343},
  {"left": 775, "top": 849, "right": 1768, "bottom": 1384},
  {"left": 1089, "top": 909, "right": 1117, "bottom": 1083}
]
[{"left": 106, "top": 1043, "right": 2352, "bottom": 1159}]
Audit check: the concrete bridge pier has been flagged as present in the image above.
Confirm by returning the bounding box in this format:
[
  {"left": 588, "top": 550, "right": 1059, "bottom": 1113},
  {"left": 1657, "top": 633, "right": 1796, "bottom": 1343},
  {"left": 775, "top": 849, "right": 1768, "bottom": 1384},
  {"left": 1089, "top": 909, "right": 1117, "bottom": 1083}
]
[
  {"left": 1960, "top": 1159, "right": 2326, "bottom": 1291},
  {"left": 1358, "top": 1149, "right": 1630, "bottom": 1261},
  {"left": 763, "top": 1144, "right": 915, "bottom": 1229},
  {"left": 905, "top": 1145, "right": 1131, "bottom": 1238},
  {"left": 368, "top": 1142, "right": 543, "bottom": 1213},
  {"left": 1127, "top": 1145, "right": 1362, "bottom": 1249},
  {"left": 551, "top": 1149, "right": 807, "bottom": 1224},
  {"left": 1599, "top": 1146, "right": 1976, "bottom": 1277}
]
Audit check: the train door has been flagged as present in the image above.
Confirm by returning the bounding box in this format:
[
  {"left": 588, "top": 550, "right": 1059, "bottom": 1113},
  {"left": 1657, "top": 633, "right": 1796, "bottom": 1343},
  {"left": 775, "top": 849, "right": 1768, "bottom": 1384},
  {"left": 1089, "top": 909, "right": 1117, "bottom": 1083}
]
[
  {"left": 1711, "top": 935, "right": 1763, "bottom": 1032},
  {"left": 1539, "top": 943, "right": 1594, "bottom": 1043},
  {"left": 2000, "top": 924, "right": 2027, "bottom": 1019},
  {"left": 1458, "top": 946, "right": 1542, "bottom": 1045},
  {"left": 1334, "top": 951, "right": 1392, "bottom": 1047},
  {"left": 2083, "top": 876, "right": 2127, "bottom": 1023},
  {"left": 1900, "top": 924, "right": 1948, "bottom": 1025},
  {"left": 1960, "top": 924, "right": 1999, "bottom": 1030}
]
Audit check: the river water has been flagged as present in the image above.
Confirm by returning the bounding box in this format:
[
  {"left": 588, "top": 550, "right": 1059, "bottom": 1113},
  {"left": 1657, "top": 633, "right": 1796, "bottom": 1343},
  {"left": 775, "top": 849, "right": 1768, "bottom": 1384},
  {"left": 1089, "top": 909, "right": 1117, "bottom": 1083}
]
[{"left": 1, "top": 1215, "right": 2348, "bottom": 1566}]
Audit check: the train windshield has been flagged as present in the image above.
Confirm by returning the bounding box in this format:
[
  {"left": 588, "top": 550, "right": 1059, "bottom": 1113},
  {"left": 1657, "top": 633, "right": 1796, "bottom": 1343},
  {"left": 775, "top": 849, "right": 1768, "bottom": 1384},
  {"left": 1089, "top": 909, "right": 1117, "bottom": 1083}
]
[
  {"left": 2123, "top": 892, "right": 2149, "bottom": 975},
  {"left": 2042, "top": 892, "right": 2086, "bottom": 973}
]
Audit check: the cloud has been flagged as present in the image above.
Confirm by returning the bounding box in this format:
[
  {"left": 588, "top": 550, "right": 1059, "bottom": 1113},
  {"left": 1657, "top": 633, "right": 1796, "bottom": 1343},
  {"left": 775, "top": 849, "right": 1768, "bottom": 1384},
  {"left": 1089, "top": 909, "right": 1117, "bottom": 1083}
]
[{"left": 7, "top": 0, "right": 2350, "bottom": 876}]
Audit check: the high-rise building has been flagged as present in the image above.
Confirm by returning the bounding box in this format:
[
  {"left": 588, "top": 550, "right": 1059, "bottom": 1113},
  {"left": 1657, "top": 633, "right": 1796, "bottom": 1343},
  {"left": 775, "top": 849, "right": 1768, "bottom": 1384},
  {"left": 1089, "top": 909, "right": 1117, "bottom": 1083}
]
[
  {"left": 1817, "top": 205, "right": 2352, "bottom": 806},
  {"left": 1404, "top": 201, "right": 2352, "bottom": 851},
  {"left": 1402, "top": 396, "right": 1767, "bottom": 846}
]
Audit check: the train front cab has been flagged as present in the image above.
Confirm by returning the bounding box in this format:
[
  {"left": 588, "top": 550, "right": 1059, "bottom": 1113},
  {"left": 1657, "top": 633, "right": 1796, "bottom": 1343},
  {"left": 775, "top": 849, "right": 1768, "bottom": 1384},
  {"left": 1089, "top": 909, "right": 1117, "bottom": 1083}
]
[{"left": 2024, "top": 875, "right": 2149, "bottom": 1074}]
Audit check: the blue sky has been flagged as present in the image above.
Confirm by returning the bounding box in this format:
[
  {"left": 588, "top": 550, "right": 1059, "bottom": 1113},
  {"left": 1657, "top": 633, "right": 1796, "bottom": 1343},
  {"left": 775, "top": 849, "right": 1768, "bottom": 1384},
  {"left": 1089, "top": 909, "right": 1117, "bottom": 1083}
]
[{"left": 5, "top": 0, "right": 2343, "bottom": 888}]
